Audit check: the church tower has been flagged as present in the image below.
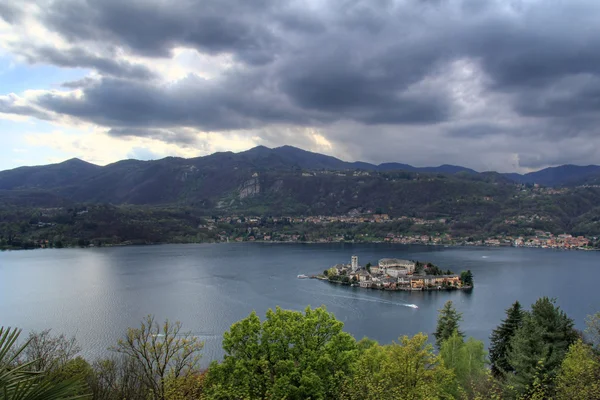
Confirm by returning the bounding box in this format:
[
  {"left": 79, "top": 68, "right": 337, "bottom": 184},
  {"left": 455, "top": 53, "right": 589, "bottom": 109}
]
[{"left": 351, "top": 255, "right": 358, "bottom": 272}]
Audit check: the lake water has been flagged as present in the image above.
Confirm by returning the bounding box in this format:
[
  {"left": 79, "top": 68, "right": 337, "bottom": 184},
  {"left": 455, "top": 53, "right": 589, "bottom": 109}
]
[{"left": 1, "top": 243, "right": 598, "bottom": 365}]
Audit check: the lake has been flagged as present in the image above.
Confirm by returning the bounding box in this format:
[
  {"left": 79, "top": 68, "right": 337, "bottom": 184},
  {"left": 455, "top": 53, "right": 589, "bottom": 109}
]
[{"left": 1, "top": 243, "right": 598, "bottom": 365}]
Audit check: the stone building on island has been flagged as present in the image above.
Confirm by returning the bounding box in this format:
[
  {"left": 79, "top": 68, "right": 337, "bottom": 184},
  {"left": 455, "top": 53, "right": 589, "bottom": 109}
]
[{"left": 328, "top": 256, "right": 466, "bottom": 291}]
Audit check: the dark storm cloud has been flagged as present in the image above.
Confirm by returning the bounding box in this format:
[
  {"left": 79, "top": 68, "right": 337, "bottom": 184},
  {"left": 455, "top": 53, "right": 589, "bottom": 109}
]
[
  {"left": 445, "top": 123, "right": 506, "bottom": 139},
  {"left": 22, "top": 0, "right": 458, "bottom": 130},
  {"left": 5, "top": 0, "right": 600, "bottom": 169},
  {"left": 108, "top": 127, "right": 198, "bottom": 146},
  {"left": 514, "top": 74, "right": 600, "bottom": 119},
  {"left": 39, "top": 0, "right": 283, "bottom": 63},
  {"left": 36, "top": 75, "right": 314, "bottom": 131},
  {"left": 21, "top": 46, "right": 157, "bottom": 80},
  {"left": 0, "top": 95, "right": 55, "bottom": 121},
  {"left": 61, "top": 77, "right": 99, "bottom": 89}
]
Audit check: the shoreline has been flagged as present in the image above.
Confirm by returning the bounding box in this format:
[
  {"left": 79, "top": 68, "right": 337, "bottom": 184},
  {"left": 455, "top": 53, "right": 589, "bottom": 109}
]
[
  {"left": 314, "top": 276, "right": 474, "bottom": 292},
  {"left": 2, "top": 239, "right": 598, "bottom": 252}
]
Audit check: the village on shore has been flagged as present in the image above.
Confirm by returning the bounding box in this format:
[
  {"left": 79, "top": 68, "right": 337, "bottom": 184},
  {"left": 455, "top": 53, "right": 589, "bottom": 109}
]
[
  {"left": 309, "top": 256, "right": 473, "bottom": 291},
  {"left": 209, "top": 214, "right": 595, "bottom": 251}
]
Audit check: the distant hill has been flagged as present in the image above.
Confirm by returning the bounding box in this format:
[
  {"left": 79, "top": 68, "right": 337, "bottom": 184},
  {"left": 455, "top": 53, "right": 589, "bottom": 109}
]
[
  {"left": 507, "top": 165, "right": 600, "bottom": 187},
  {"left": 4, "top": 145, "right": 600, "bottom": 242},
  {"left": 1, "top": 146, "right": 600, "bottom": 211},
  {"left": 0, "top": 158, "right": 101, "bottom": 190}
]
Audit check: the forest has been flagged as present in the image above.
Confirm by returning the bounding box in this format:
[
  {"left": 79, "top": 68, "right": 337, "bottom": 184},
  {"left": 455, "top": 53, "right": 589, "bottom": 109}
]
[{"left": 1, "top": 297, "right": 598, "bottom": 399}]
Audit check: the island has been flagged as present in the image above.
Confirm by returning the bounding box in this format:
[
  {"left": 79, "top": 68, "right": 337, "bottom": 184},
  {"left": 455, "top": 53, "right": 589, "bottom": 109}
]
[{"left": 314, "top": 256, "right": 473, "bottom": 291}]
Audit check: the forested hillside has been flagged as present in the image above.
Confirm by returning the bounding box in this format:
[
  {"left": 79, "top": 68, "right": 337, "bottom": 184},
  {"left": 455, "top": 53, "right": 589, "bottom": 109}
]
[{"left": 3, "top": 146, "right": 600, "bottom": 249}]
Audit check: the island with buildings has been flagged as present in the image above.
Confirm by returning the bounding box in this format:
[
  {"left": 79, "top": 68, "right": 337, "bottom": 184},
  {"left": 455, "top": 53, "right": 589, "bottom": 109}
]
[{"left": 316, "top": 256, "right": 473, "bottom": 291}]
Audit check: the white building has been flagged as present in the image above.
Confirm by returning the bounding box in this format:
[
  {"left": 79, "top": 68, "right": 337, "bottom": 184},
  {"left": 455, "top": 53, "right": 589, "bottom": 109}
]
[
  {"left": 386, "top": 267, "right": 409, "bottom": 278},
  {"left": 378, "top": 258, "right": 416, "bottom": 274}
]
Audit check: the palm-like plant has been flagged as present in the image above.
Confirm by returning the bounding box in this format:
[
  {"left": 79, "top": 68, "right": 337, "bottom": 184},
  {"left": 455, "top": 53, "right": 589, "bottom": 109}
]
[{"left": 0, "top": 327, "right": 89, "bottom": 400}]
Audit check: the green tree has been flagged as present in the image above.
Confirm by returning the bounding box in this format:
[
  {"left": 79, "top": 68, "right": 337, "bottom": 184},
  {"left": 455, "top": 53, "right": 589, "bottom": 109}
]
[
  {"left": 489, "top": 301, "right": 524, "bottom": 377},
  {"left": 111, "top": 315, "right": 204, "bottom": 400},
  {"left": 434, "top": 301, "right": 464, "bottom": 349},
  {"left": 0, "top": 326, "right": 88, "bottom": 400},
  {"left": 506, "top": 297, "right": 578, "bottom": 396},
  {"left": 555, "top": 340, "right": 600, "bottom": 400},
  {"left": 586, "top": 311, "right": 600, "bottom": 349},
  {"left": 440, "top": 331, "right": 487, "bottom": 398},
  {"left": 342, "top": 333, "right": 457, "bottom": 400},
  {"left": 204, "top": 306, "right": 357, "bottom": 400},
  {"left": 460, "top": 270, "right": 474, "bottom": 287},
  {"left": 164, "top": 372, "right": 206, "bottom": 400}
]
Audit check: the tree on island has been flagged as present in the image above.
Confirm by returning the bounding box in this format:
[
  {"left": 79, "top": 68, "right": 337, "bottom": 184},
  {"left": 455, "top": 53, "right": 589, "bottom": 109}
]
[
  {"left": 415, "top": 262, "right": 425, "bottom": 275},
  {"left": 434, "top": 301, "right": 464, "bottom": 349},
  {"left": 460, "top": 270, "right": 474, "bottom": 287},
  {"left": 365, "top": 262, "right": 371, "bottom": 273},
  {"left": 489, "top": 301, "right": 524, "bottom": 377}
]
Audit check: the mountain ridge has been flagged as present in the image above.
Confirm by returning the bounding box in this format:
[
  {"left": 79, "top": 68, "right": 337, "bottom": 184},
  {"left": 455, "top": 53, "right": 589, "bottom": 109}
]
[{"left": 1, "top": 145, "right": 599, "bottom": 191}]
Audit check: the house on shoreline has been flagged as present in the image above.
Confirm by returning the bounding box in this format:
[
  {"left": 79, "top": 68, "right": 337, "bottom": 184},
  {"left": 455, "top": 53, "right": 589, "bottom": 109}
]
[{"left": 326, "top": 256, "right": 468, "bottom": 291}]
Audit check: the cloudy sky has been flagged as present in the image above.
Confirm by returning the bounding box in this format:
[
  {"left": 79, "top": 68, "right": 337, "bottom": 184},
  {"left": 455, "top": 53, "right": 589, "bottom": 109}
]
[{"left": 1, "top": 0, "right": 599, "bottom": 172}]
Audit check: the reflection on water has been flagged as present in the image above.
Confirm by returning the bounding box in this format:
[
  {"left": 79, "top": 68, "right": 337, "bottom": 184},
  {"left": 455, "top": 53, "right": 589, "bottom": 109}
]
[{"left": 1, "top": 243, "right": 598, "bottom": 365}]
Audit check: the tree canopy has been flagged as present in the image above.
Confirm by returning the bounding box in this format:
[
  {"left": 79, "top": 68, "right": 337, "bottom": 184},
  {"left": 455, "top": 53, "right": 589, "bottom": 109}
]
[
  {"left": 343, "top": 333, "right": 457, "bottom": 400},
  {"left": 555, "top": 340, "right": 600, "bottom": 400},
  {"left": 489, "top": 301, "right": 524, "bottom": 376},
  {"left": 505, "top": 297, "right": 578, "bottom": 396},
  {"left": 204, "top": 306, "right": 358, "bottom": 400},
  {"left": 434, "top": 301, "right": 464, "bottom": 349},
  {"left": 440, "top": 331, "right": 487, "bottom": 399}
]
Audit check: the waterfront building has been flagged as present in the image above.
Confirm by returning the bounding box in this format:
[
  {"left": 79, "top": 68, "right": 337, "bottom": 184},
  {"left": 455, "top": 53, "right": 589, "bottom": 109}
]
[{"left": 378, "top": 258, "right": 416, "bottom": 274}]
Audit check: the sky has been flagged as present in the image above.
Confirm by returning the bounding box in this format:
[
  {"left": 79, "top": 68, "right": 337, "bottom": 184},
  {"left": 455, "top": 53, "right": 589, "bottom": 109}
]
[{"left": 1, "top": 0, "right": 600, "bottom": 173}]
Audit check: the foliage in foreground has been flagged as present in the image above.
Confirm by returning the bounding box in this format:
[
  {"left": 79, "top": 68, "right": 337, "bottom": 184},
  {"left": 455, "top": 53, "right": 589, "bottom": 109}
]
[
  {"left": 434, "top": 301, "right": 464, "bottom": 349},
  {"left": 3, "top": 300, "right": 600, "bottom": 400},
  {"left": 0, "top": 327, "right": 88, "bottom": 400},
  {"left": 204, "top": 307, "right": 357, "bottom": 400},
  {"left": 342, "top": 333, "right": 457, "bottom": 400}
]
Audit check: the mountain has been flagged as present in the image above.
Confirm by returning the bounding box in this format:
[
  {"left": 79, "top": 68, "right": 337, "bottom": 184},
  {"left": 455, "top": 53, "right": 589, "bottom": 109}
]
[
  {"left": 1, "top": 146, "right": 600, "bottom": 209},
  {"left": 5, "top": 145, "right": 600, "bottom": 244},
  {"left": 0, "top": 146, "right": 512, "bottom": 209},
  {"left": 0, "top": 158, "right": 101, "bottom": 190},
  {"left": 0, "top": 145, "right": 480, "bottom": 194},
  {"left": 508, "top": 165, "right": 600, "bottom": 186}
]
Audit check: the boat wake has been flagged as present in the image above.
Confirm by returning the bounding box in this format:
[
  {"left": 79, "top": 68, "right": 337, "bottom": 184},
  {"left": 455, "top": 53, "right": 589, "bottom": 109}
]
[{"left": 302, "top": 289, "right": 418, "bottom": 309}]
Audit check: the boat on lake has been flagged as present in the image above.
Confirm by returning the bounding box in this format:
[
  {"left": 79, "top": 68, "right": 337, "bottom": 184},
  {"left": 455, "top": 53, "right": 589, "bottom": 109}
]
[{"left": 297, "top": 274, "right": 309, "bottom": 279}]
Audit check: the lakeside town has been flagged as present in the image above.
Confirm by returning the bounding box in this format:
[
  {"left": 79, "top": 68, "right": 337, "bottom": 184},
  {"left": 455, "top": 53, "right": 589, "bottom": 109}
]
[
  {"left": 208, "top": 213, "right": 595, "bottom": 250},
  {"left": 308, "top": 256, "right": 473, "bottom": 292},
  {"left": 3, "top": 206, "right": 597, "bottom": 251}
]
